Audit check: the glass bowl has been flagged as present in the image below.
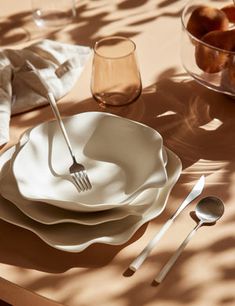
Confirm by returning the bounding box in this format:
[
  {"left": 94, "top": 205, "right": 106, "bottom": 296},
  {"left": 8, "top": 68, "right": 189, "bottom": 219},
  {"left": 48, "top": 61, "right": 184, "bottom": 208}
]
[{"left": 181, "top": 0, "right": 235, "bottom": 97}]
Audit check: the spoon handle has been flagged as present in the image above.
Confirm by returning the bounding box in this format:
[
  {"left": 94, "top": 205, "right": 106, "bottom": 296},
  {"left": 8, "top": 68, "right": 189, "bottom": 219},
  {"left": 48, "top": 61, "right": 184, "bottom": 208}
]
[{"left": 154, "top": 221, "right": 203, "bottom": 284}]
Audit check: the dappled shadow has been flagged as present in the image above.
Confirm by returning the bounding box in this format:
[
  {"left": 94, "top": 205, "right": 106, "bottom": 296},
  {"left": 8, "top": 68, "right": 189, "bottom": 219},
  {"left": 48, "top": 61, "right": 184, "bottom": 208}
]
[
  {"left": 1, "top": 0, "right": 235, "bottom": 302},
  {"left": 158, "top": 0, "right": 181, "bottom": 8},
  {"left": 121, "top": 252, "right": 202, "bottom": 305},
  {"left": 137, "top": 73, "right": 235, "bottom": 209},
  {"left": 1, "top": 73, "right": 234, "bottom": 306},
  {"left": 0, "top": 0, "right": 184, "bottom": 48},
  {"left": 0, "top": 11, "right": 31, "bottom": 46},
  {"left": 117, "top": 220, "right": 234, "bottom": 306},
  {"left": 10, "top": 226, "right": 234, "bottom": 306}
]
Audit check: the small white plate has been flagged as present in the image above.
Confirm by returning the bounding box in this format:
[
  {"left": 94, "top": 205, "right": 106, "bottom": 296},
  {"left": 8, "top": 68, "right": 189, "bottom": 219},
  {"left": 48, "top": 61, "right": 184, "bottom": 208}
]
[
  {"left": 0, "top": 144, "right": 167, "bottom": 225},
  {"left": 0, "top": 148, "right": 181, "bottom": 252},
  {"left": 12, "top": 112, "right": 167, "bottom": 212}
]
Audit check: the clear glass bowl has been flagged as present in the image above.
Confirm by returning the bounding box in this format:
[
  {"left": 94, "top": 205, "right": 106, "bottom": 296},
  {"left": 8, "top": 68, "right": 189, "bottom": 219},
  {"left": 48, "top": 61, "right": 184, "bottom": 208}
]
[{"left": 181, "top": 0, "right": 235, "bottom": 97}]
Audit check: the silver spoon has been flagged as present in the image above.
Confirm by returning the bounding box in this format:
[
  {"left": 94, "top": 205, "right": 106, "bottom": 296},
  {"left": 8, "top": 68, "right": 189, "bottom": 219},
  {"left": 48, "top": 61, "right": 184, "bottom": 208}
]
[{"left": 154, "top": 196, "right": 224, "bottom": 284}]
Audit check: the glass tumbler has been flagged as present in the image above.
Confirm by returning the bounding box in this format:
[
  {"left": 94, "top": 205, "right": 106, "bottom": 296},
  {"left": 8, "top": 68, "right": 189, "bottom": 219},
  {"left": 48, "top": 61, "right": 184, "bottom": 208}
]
[
  {"left": 31, "top": 0, "right": 76, "bottom": 28},
  {"left": 91, "top": 36, "right": 142, "bottom": 106}
]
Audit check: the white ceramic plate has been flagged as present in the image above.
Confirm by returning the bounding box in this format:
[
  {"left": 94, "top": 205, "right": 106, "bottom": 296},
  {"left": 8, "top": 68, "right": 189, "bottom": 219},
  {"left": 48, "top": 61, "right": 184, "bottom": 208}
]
[
  {"left": 0, "top": 141, "right": 167, "bottom": 225},
  {"left": 12, "top": 112, "right": 167, "bottom": 212},
  {"left": 0, "top": 148, "right": 181, "bottom": 252},
  {"left": 0, "top": 147, "right": 157, "bottom": 225}
]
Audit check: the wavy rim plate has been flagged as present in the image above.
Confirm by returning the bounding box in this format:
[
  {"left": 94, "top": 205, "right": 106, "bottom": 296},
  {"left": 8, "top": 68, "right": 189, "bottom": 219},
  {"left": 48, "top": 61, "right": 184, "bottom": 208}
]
[
  {"left": 12, "top": 112, "right": 167, "bottom": 212},
  {"left": 0, "top": 143, "right": 167, "bottom": 225},
  {"left": 0, "top": 148, "right": 181, "bottom": 252}
]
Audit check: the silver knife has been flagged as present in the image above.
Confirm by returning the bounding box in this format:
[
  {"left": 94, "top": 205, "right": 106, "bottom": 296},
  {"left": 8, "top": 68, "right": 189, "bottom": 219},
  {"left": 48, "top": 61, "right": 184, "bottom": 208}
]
[{"left": 129, "top": 175, "right": 205, "bottom": 272}]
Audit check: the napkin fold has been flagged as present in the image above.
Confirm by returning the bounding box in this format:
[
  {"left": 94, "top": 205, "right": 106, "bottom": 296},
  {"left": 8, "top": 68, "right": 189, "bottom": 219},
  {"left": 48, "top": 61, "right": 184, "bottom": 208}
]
[{"left": 0, "top": 39, "right": 91, "bottom": 146}]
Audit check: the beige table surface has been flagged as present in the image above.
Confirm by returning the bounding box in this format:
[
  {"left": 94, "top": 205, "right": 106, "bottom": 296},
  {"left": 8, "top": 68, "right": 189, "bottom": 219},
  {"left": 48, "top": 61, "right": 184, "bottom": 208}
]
[{"left": 0, "top": 0, "right": 235, "bottom": 305}]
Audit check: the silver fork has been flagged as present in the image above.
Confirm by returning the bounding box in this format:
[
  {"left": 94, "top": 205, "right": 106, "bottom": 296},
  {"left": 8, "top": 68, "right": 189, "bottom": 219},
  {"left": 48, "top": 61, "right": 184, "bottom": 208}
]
[{"left": 24, "top": 60, "right": 92, "bottom": 192}]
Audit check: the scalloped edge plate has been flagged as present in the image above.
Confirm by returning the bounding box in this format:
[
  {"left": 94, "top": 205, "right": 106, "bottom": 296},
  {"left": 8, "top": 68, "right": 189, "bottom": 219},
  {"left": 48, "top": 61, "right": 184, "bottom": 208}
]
[{"left": 0, "top": 147, "right": 181, "bottom": 252}]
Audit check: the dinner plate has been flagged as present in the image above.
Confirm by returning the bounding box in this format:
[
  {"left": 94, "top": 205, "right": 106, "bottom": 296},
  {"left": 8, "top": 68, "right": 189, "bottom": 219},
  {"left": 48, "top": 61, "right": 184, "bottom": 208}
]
[
  {"left": 0, "top": 148, "right": 181, "bottom": 252},
  {"left": 12, "top": 112, "right": 167, "bottom": 212},
  {"left": 0, "top": 141, "right": 167, "bottom": 225}
]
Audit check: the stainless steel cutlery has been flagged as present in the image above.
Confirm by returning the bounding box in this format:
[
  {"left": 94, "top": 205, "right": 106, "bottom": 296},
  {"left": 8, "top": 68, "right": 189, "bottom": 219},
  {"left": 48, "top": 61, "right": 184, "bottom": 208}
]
[
  {"left": 129, "top": 175, "right": 205, "bottom": 272},
  {"left": 24, "top": 60, "right": 92, "bottom": 192}
]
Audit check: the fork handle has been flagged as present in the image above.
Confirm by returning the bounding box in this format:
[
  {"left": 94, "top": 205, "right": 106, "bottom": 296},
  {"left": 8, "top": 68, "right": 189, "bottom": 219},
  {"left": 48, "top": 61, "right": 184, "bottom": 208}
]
[
  {"left": 24, "top": 60, "right": 76, "bottom": 163},
  {"left": 47, "top": 92, "right": 76, "bottom": 163}
]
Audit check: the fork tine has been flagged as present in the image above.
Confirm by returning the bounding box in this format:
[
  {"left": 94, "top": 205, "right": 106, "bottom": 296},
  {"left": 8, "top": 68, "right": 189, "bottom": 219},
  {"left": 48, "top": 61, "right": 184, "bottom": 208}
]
[
  {"left": 71, "top": 173, "right": 84, "bottom": 192},
  {"left": 83, "top": 172, "right": 92, "bottom": 190},
  {"left": 80, "top": 171, "right": 92, "bottom": 190},
  {"left": 79, "top": 172, "right": 89, "bottom": 190},
  {"left": 71, "top": 171, "right": 92, "bottom": 192},
  {"left": 74, "top": 172, "right": 87, "bottom": 191}
]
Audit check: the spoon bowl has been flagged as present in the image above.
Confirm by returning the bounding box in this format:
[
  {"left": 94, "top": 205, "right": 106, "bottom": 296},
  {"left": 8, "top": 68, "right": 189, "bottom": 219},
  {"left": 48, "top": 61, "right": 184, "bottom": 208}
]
[{"left": 196, "top": 196, "right": 225, "bottom": 224}]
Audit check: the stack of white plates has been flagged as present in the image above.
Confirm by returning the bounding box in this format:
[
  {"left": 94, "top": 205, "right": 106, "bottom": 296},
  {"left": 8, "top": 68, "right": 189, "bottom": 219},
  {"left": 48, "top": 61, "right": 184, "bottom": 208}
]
[{"left": 0, "top": 112, "right": 182, "bottom": 252}]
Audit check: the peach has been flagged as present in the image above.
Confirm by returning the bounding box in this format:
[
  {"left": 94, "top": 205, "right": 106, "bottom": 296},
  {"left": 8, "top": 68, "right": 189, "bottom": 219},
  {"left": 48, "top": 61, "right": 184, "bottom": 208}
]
[
  {"left": 195, "top": 29, "right": 235, "bottom": 73},
  {"left": 221, "top": 4, "right": 235, "bottom": 23},
  {"left": 187, "top": 6, "right": 229, "bottom": 39}
]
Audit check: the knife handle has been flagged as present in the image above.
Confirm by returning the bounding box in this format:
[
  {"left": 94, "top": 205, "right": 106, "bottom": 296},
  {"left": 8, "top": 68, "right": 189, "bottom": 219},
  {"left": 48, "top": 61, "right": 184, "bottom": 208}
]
[{"left": 129, "top": 218, "right": 173, "bottom": 272}]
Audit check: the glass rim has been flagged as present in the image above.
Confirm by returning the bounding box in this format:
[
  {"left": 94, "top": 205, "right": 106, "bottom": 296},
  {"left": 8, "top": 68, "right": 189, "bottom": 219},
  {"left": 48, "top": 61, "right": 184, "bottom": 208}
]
[
  {"left": 181, "top": 0, "right": 235, "bottom": 55},
  {"left": 94, "top": 36, "right": 136, "bottom": 59}
]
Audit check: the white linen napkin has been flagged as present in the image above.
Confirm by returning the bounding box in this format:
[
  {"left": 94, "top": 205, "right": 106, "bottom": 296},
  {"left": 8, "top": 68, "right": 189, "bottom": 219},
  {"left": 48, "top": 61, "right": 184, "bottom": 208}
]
[{"left": 0, "top": 39, "right": 91, "bottom": 146}]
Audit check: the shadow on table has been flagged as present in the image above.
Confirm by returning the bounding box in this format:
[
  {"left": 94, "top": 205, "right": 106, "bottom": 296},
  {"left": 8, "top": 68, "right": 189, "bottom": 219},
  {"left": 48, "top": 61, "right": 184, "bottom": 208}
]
[
  {"left": 1, "top": 71, "right": 235, "bottom": 305},
  {"left": 114, "top": 239, "right": 235, "bottom": 306},
  {"left": 0, "top": 218, "right": 148, "bottom": 272},
  {"left": 0, "top": 11, "right": 31, "bottom": 46},
  {"left": 0, "top": 0, "right": 182, "bottom": 47},
  {"left": 8, "top": 234, "right": 234, "bottom": 306},
  {"left": 0, "top": 299, "right": 12, "bottom": 306},
  {"left": 117, "top": 73, "right": 235, "bottom": 306}
]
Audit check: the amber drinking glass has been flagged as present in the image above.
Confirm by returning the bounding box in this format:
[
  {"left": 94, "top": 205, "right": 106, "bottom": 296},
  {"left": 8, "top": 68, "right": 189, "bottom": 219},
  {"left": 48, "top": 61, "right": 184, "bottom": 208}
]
[{"left": 91, "top": 36, "right": 142, "bottom": 106}]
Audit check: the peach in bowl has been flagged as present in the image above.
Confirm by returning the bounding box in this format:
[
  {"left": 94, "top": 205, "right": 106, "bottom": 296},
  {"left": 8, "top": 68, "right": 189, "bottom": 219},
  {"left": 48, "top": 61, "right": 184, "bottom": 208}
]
[{"left": 181, "top": 0, "right": 235, "bottom": 96}]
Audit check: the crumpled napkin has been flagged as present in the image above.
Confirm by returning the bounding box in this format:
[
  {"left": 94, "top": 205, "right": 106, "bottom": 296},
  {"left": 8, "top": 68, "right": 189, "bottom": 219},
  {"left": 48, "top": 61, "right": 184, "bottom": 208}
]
[{"left": 0, "top": 39, "right": 91, "bottom": 146}]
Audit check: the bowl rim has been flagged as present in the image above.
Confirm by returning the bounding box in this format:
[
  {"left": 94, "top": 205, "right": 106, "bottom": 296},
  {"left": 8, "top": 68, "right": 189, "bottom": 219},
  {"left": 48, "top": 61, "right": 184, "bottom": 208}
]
[{"left": 181, "top": 0, "right": 235, "bottom": 55}]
